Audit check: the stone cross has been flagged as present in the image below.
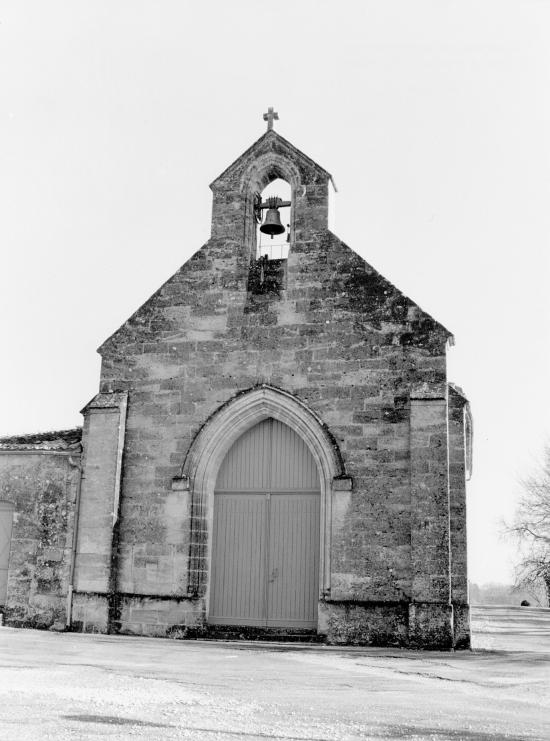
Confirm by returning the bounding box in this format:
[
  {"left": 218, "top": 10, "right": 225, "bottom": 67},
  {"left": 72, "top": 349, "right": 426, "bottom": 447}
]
[{"left": 263, "top": 107, "right": 279, "bottom": 131}]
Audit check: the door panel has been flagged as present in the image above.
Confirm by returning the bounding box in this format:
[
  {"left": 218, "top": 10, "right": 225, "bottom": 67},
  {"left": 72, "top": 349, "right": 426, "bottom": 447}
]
[
  {"left": 269, "top": 420, "right": 319, "bottom": 490},
  {"left": 267, "top": 493, "right": 320, "bottom": 627},
  {"left": 209, "top": 493, "right": 267, "bottom": 625}
]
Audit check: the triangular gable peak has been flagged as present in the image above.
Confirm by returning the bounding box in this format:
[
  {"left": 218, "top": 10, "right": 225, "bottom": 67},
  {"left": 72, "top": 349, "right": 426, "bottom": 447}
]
[
  {"left": 98, "top": 123, "right": 453, "bottom": 356},
  {"left": 210, "top": 129, "right": 332, "bottom": 193}
]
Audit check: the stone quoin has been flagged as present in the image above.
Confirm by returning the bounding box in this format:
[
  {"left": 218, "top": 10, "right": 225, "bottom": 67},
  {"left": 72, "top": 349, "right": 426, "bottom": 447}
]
[{"left": 0, "top": 113, "right": 472, "bottom": 648}]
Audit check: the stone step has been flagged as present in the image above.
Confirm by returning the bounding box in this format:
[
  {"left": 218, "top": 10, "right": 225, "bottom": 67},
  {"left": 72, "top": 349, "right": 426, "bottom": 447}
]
[{"left": 196, "top": 626, "right": 324, "bottom": 643}]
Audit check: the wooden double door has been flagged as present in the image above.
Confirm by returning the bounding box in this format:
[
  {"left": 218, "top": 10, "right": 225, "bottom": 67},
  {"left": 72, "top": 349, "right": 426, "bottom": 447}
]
[{"left": 209, "top": 418, "right": 320, "bottom": 628}]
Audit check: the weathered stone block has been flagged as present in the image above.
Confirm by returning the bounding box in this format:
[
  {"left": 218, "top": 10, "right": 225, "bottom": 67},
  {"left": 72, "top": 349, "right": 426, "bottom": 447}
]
[
  {"left": 320, "top": 601, "right": 409, "bottom": 646},
  {"left": 408, "top": 602, "right": 454, "bottom": 650},
  {"left": 71, "top": 592, "right": 108, "bottom": 633}
]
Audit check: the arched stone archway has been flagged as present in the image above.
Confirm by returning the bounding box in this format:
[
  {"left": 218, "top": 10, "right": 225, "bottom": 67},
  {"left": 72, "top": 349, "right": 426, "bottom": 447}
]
[
  {"left": 180, "top": 385, "right": 348, "bottom": 617},
  {"left": 240, "top": 153, "right": 304, "bottom": 260},
  {"left": 239, "top": 152, "right": 303, "bottom": 195}
]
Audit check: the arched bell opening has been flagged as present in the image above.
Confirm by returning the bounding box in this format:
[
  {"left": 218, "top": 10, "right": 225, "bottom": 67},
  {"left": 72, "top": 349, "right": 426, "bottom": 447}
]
[
  {"left": 240, "top": 153, "right": 301, "bottom": 271},
  {"left": 255, "top": 178, "right": 292, "bottom": 262}
]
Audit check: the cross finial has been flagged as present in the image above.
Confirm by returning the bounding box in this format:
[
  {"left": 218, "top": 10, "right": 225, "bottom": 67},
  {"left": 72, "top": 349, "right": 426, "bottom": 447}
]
[{"left": 263, "top": 107, "right": 279, "bottom": 131}]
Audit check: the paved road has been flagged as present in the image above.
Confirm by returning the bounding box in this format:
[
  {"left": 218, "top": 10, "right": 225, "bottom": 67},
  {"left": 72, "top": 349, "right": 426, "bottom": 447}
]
[{"left": 0, "top": 606, "right": 548, "bottom": 740}]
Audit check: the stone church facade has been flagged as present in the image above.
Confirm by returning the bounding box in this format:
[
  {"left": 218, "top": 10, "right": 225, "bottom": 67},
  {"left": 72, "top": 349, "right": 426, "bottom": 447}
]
[{"left": 0, "top": 121, "right": 472, "bottom": 648}]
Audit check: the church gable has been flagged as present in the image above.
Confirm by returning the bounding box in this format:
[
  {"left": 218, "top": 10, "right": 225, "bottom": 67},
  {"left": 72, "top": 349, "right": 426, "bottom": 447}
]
[{"left": 98, "top": 126, "right": 451, "bottom": 365}]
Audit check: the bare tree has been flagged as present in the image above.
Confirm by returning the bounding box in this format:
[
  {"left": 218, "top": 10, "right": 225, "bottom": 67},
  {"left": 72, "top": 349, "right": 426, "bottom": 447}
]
[{"left": 508, "top": 445, "right": 550, "bottom": 606}]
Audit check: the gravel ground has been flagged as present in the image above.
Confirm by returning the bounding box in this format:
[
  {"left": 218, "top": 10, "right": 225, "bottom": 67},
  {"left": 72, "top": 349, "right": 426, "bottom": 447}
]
[{"left": 0, "top": 606, "right": 548, "bottom": 741}]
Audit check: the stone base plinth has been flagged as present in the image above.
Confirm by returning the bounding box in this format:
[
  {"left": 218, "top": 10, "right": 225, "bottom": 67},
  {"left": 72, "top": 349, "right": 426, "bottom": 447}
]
[
  {"left": 70, "top": 592, "right": 109, "bottom": 633},
  {"left": 320, "top": 600, "right": 465, "bottom": 650},
  {"left": 68, "top": 594, "right": 469, "bottom": 650},
  {"left": 116, "top": 595, "right": 204, "bottom": 637},
  {"left": 452, "top": 603, "right": 471, "bottom": 649},
  {"left": 319, "top": 601, "right": 409, "bottom": 646},
  {"left": 408, "top": 602, "right": 454, "bottom": 649}
]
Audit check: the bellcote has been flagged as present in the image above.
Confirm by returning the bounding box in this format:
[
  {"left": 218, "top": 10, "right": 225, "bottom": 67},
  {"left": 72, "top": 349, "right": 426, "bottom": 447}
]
[{"left": 209, "top": 127, "right": 333, "bottom": 252}]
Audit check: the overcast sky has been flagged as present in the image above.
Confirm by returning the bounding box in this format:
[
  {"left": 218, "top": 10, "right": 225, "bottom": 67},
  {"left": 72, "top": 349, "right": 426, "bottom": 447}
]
[{"left": 2, "top": 1, "right": 549, "bottom": 586}]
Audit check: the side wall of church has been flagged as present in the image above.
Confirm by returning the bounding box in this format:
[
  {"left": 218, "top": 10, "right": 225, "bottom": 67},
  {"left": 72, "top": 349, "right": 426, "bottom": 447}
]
[{"left": 0, "top": 452, "right": 78, "bottom": 628}]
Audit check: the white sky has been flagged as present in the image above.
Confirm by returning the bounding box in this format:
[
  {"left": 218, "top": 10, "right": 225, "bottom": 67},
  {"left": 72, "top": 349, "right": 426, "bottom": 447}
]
[{"left": 1, "top": 1, "right": 549, "bottom": 585}]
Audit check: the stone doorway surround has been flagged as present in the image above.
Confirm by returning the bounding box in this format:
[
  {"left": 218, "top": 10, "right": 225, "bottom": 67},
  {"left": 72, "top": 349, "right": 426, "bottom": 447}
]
[{"left": 177, "top": 385, "right": 350, "bottom": 615}]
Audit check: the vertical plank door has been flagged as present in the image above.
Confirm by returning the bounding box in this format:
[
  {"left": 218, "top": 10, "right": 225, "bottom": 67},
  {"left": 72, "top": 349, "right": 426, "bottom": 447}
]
[
  {"left": 209, "top": 418, "right": 320, "bottom": 628},
  {"left": 209, "top": 493, "right": 267, "bottom": 625},
  {"left": 267, "top": 492, "right": 320, "bottom": 627}
]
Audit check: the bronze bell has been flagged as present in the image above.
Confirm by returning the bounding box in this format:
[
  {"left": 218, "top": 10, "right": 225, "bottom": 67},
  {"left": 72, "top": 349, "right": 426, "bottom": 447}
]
[{"left": 260, "top": 200, "right": 285, "bottom": 239}]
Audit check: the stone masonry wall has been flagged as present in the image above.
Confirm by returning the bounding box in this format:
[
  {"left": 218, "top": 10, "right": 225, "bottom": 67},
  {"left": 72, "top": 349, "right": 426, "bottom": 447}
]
[
  {"left": 0, "top": 452, "right": 79, "bottom": 628},
  {"left": 80, "top": 131, "right": 466, "bottom": 646},
  {"left": 97, "top": 230, "right": 450, "bottom": 636}
]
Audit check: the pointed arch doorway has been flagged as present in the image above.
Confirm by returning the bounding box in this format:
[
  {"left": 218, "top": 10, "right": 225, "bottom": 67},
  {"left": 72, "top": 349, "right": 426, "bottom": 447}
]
[{"left": 208, "top": 417, "right": 320, "bottom": 628}]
